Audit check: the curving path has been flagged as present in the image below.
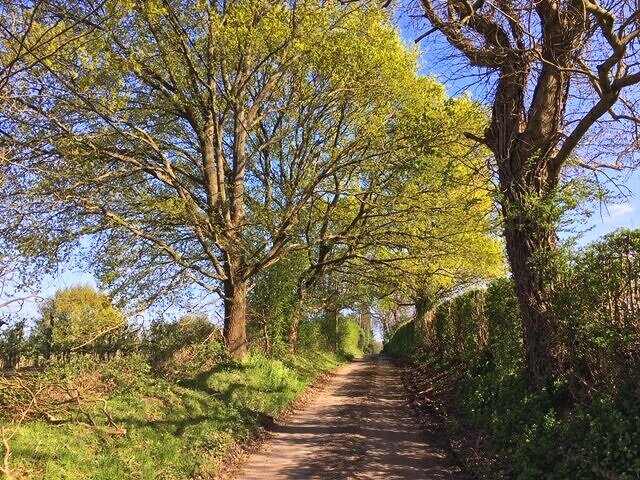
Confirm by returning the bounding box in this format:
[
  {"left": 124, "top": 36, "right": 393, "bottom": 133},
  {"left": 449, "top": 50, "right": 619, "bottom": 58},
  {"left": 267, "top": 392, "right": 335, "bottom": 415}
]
[{"left": 238, "top": 356, "right": 470, "bottom": 480}]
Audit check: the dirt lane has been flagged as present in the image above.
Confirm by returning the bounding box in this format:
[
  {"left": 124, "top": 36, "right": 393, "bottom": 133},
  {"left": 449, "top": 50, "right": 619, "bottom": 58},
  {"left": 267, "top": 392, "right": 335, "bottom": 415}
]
[{"left": 238, "top": 356, "right": 470, "bottom": 480}]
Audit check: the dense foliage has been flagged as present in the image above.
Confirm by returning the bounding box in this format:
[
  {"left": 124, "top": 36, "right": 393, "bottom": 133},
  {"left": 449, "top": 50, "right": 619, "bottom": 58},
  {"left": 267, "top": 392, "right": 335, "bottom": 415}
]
[{"left": 385, "top": 229, "right": 640, "bottom": 479}]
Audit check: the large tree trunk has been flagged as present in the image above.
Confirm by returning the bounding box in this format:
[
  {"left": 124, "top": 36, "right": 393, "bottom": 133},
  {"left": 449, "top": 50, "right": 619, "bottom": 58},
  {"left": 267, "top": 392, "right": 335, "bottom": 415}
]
[
  {"left": 487, "top": 59, "right": 567, "bottom": 387},
  {"left": 223, "top": 259, "right": 248, "bottom": 360},
  {"left": 501, "top": 184, "right": 564, "bottom": 386}
]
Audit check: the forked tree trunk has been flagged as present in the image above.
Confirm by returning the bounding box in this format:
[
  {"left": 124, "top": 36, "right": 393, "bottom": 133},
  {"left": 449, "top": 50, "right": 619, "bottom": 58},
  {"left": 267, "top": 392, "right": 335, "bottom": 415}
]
[{"left": 223, "top": 259, "right": 248, "bottom": 360}]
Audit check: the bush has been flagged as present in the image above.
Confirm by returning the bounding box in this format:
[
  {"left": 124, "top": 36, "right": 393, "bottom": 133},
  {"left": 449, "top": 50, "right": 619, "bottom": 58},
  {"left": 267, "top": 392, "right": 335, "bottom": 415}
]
[
  {"left": 336, "top": 318, "right": 365, "bottom": 358},
  {"left": 557, "top": 229, "right": 640, "bottom": 395},
  {"left": 143, "top": 314, "right": 226, "bottom": 376},
  {"left": 382, "top": 320, "right": 422, "bottom": 360},
  {"left": 297, "top": 319, "right": 324, "bottom": 352}
]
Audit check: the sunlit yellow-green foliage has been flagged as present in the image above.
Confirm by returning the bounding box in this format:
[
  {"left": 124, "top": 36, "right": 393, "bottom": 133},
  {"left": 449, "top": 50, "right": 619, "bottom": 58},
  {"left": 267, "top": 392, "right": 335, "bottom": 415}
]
[
  {"left": 319, "top": 74, "right": 504, "bottom": 301},
  {"left": 394, "top": 81, "right": 504, "bottom": 294},
  {"left": 40, "top": 286, "right": 126, "bottom": 353}
]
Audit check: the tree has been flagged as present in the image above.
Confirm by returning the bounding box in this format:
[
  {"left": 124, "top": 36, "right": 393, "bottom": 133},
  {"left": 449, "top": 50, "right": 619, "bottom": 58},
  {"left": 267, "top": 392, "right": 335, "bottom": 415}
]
[
  {"left": 414, "top": 0, "right": 640, "bottom": 384},
  {"left": 0, "top": 319, "right": 26, "bottom": 369},
  {"left": 315, "top": 79, "right": 504, "bottom": 327},
  {"left": 248, "top": 251, "right": 308, "bottom": 353},
  {"left": 37, "top": 285, "right": 126, "bottom": 360},
  {"left": 255, "top": 76, "right": 503, "bottom": 350},
  {"left": 0, "top": 0, "right": 423, "bottom": 358}
]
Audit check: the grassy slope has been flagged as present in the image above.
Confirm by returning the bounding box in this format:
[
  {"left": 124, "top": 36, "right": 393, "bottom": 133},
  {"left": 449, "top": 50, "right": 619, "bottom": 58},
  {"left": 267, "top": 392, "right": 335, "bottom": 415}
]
[{"left": 2, "top": 350, "right": 346, "bottom": 480}]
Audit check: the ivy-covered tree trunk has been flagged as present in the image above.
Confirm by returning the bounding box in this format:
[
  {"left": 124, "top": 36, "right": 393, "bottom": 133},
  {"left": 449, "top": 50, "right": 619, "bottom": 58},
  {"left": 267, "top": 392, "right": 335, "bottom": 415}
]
[
  {"left": 414, "top": 295, "right": 436, "bottom": 329},
  {"left": 500, "top": 180, "right": 564, "bottom": 386},
  {"left": 487, "top": 61, "right": 567, "bottom": 387}
]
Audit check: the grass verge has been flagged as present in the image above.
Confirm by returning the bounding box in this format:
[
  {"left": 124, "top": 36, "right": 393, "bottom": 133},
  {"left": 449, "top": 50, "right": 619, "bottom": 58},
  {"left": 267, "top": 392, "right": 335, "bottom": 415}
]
[{"left": 0, "top": 350, "right": 346, "bottom": 480}]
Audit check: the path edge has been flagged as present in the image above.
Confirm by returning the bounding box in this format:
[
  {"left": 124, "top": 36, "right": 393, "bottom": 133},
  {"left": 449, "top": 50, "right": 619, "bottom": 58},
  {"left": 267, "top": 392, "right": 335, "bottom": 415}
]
[{"left": 215, "top": 358, "right": 354, "bottom": 480}]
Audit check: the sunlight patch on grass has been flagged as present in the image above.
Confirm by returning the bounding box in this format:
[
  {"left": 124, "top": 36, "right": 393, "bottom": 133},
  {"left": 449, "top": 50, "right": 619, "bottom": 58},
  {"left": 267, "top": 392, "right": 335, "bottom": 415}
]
[{"left": 1, "top": 350, "right": 345, "bottom": 479}]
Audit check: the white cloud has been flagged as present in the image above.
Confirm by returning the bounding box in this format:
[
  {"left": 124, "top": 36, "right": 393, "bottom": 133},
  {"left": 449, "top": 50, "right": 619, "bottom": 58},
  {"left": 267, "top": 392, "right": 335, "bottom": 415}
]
[
  {"left": 604, "top": 202, "right": 635, "bottom": 223},
  {"left": 609, "top": 202, "right": 634, "bottom": 216}
]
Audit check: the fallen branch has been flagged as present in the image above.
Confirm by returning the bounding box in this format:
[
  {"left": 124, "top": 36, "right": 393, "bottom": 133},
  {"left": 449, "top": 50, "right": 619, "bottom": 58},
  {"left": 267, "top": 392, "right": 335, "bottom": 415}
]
[
  {"left": 1, "top": 427, "right": 15, "bottom": 480},
  {"left": 0, "top": 374, "right": 126, "bottom": 437}
]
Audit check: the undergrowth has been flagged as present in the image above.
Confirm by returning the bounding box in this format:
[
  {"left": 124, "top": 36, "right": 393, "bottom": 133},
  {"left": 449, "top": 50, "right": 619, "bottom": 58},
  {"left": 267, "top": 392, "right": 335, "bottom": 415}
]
[{"left": 385, "top": 229, "right": 640, "bottom": 479}]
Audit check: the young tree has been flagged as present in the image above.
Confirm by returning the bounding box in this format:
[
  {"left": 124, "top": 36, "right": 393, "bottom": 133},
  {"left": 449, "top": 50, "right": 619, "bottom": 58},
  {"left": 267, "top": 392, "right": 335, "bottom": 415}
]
[
  {"left": 0, "top": 0, "right": 421, "bottom": 358},
  {"left": 414, "top": 0, "right": 640, "bottom": 384}
]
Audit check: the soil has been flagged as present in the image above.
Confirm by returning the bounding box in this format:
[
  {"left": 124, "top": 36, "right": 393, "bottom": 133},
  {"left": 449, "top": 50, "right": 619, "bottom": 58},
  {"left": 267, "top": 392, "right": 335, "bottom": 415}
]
[{"left": 236, "top": 355, "right": 472, "bottom": 480}]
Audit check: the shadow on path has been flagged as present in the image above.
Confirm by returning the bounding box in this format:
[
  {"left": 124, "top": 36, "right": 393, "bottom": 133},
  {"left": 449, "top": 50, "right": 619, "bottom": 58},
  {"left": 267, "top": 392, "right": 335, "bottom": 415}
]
[{"left": 239, "top": 356, "right": 470, "bottom": 480}]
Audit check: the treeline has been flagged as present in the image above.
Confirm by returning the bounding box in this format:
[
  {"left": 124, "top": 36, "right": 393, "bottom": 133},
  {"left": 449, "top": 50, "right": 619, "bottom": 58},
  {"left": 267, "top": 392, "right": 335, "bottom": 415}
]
[
  {"left": 0, "top": 285, "right": 373, "bottom": 372},
  {"left": 385, "top": 228, "right": 640, "bottom": 478}
]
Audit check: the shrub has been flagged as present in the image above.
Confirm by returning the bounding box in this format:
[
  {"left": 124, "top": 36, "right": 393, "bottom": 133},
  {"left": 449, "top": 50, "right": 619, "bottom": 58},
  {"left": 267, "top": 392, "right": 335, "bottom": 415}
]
[
  {"left": 143, "top": 314, "right": 226, "bottom": 377},
  {"left": 557, "top": 229, "right": 640, "bottom": 396},
  {"left": 336, "top": 318, "right": 365, "bottom": 358},
  {"left": 382, "top": 320, "right": 422, "bottom": 360},
  {"left": 297, "top": 319, "right": 325, "bottom": 352}
]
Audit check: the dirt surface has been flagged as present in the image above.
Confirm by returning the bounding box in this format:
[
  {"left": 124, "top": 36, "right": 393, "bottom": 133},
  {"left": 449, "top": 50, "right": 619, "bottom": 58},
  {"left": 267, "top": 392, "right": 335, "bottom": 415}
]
[
  {"left": 402, "top": 361, "right": 509, "bottom": 480},
  {"left": 237, "top": 356, "right": 471, "bottom": 480}
]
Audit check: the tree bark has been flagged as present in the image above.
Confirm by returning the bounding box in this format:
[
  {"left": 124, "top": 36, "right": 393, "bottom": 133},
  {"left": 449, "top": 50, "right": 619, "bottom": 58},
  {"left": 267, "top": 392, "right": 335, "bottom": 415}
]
[
  {"left": 501, "top": 183, "right": 564, "bottom": 386},
  {"left": 485, "top": 58, "right": 567, "bottom": 386},
  {"left": 288, "top": 287, "right": 307, "bottom": 353},
  {"left": 223, "top": 258, "right": 248, "bottom": 360}
]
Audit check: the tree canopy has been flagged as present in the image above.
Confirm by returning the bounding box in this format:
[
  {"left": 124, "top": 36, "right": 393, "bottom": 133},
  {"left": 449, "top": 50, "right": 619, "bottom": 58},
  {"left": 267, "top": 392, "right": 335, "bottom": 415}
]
[{"left": 1, "top": 0, "right": 503, "bottom": 358}]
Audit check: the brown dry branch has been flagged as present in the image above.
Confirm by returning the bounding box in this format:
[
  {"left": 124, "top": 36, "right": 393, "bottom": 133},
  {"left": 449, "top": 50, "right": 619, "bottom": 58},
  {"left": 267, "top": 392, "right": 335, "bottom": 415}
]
[
  {"left": 1, "top": 427, "right": 15, "bottom": 480},
  {"left": 0, "top": 374, "right": 125, "bottom": 437}
]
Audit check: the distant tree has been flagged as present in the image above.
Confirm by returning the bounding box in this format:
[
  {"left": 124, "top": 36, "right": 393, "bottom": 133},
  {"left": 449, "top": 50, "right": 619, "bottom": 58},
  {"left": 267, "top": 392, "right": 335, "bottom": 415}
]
[
  {"left": 414, "top": 0, "right": 640, "bottom": 385},
  {"left": 0, "top": 319, "right": 26, "bottom": 369},
  {"left": 37, "top": 285, "right": 126, "bottom": 360}
]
